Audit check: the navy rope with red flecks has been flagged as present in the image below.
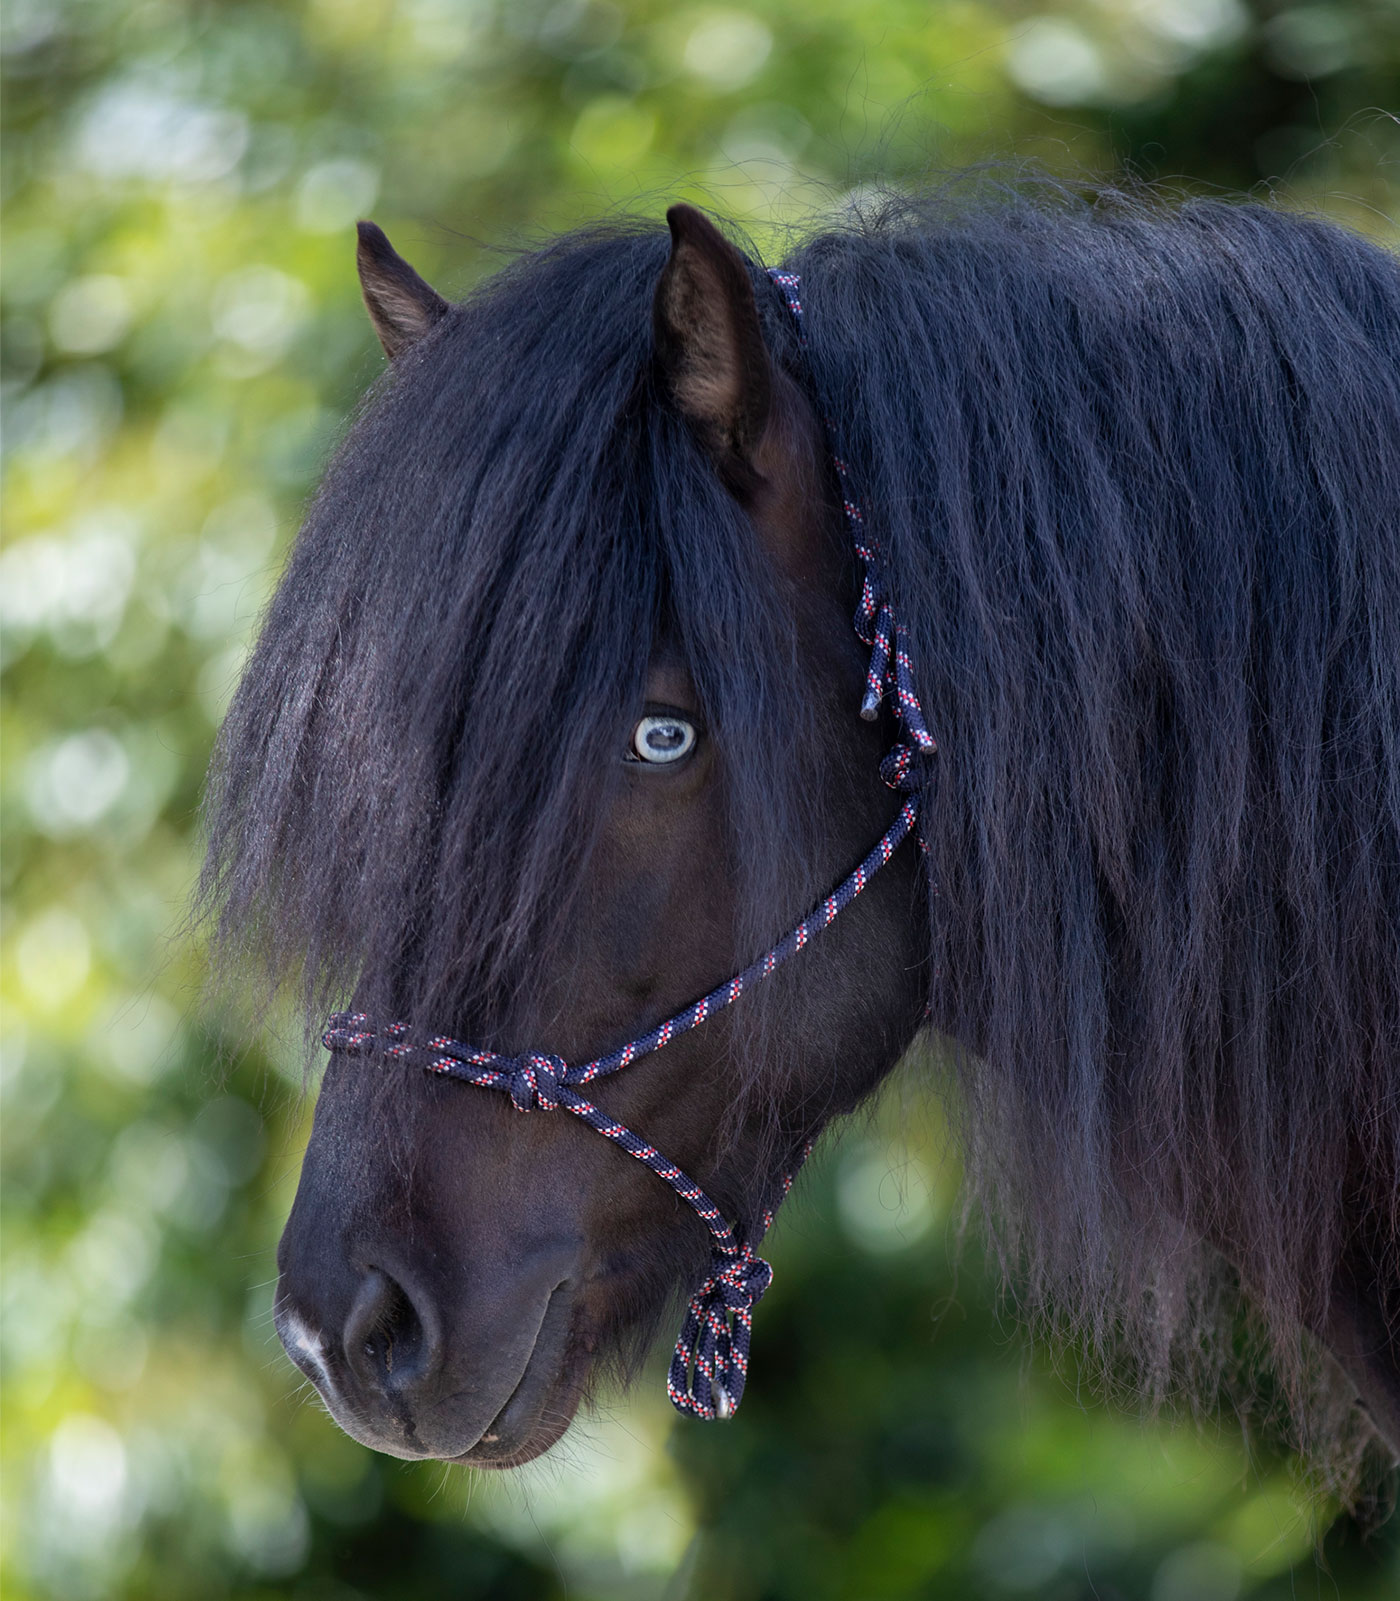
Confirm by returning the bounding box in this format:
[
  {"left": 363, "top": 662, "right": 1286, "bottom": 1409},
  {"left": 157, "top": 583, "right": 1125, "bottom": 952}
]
[
  {"left": 323, "top": 268, "right": 936, "bottom": 1423},
  {"left": 767, "top": 269, "right": 937, "bottom": 807}
]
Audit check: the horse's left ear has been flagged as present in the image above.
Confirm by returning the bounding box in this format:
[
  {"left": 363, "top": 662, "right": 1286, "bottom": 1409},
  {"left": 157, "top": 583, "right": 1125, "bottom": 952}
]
[
  {"left": 653, "top": 204, "right": 772, "bottom": 491},
  {"left": 356, "top": 220, "right": 449, "bottom": 360}
]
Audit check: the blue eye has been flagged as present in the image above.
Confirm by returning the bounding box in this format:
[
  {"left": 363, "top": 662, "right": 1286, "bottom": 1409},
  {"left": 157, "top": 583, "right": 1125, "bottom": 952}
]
[{"left": 630, "top": 715, "right": 696, "bottom": 764}]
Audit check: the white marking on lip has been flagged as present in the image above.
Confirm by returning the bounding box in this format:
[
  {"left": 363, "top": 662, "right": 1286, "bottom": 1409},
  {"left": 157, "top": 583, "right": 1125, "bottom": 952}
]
[{"left": 283, "top": 1312, "right": 328, "bottom": 1376}]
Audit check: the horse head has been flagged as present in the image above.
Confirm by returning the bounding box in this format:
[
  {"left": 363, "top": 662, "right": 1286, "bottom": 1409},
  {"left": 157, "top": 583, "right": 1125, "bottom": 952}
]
[{"left": 245, "top": 208, "right": 928, "bottom": 1465}]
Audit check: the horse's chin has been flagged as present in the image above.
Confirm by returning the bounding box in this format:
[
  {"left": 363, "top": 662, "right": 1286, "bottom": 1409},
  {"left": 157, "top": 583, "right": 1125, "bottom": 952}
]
[
  {"left": 453, "top": 1348, "right": 592, "bottom": 1469},
  {"left": 453, "top": 1399, "right": 581, "bottom": 1469}
]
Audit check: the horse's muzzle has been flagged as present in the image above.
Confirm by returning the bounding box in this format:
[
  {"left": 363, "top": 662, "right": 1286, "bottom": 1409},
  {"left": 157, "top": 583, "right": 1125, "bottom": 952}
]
[{"left": 273, "top": 1238, "right": 585, "bottom": 1463}]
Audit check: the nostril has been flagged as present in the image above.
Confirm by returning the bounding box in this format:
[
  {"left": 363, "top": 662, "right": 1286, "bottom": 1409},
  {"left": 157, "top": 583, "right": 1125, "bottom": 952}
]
[{"left": 345, "top": 1267, "right": 437, "bottom": 1393}]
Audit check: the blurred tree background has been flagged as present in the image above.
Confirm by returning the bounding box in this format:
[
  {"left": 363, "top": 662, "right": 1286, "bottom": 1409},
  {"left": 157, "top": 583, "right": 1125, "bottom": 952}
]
[{"left": 3, "top": 1, "right": 1397, "bottom": 1597}]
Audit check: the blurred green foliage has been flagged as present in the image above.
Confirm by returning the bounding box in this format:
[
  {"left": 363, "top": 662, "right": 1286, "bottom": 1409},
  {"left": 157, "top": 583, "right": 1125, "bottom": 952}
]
[{"left": 2, "top": 1, "right": 1397, "bottom": 1597}]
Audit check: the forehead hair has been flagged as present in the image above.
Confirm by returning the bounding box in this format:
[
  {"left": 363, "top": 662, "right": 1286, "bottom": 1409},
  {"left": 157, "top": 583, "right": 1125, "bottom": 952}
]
[{"left": 199, "top": 222, "right": 817, "bottom": 1046}]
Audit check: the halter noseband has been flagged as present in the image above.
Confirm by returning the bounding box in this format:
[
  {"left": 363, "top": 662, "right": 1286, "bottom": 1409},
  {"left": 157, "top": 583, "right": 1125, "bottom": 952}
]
[{"left": 323, "top": 268, "right": 936, "bottom": 1423}]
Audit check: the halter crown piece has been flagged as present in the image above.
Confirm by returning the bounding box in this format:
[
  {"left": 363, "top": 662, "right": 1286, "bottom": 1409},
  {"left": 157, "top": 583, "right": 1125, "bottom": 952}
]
[{"left": 323, "top": 267, "right": 936, "bottom": 1423}]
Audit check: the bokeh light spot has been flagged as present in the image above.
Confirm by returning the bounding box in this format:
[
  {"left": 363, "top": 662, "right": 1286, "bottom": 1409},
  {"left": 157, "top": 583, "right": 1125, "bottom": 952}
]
[
  {"left": 48, "top": 275, "right": 134, "bottom": 355},
  {"left": 1006, "top": 19, "right": 1109, "bottom": 105},
  {"left": 17, "top": 908, "right": 92, "bottom": 1010},
  {"left": 295, "top": 157, "right": 381, "bottom": 233},
  {"left": 682, "top": 11, "right": 774, "bottom": 91}
]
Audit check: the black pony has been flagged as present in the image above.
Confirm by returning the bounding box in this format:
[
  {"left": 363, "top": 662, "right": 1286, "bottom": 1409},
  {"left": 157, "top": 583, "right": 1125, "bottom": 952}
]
[{"left": 201, "top": 186, "right": 1400, "bottom": 1481}]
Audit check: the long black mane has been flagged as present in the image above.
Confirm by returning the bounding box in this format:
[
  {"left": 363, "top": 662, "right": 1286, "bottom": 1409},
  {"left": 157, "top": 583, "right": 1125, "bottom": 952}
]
[
  {"left": 203, "top": 185, "right": 1400, "bottom": 1475},
  {"left": 790, "top": 191, "right": 1400, "bottom": 1469}
]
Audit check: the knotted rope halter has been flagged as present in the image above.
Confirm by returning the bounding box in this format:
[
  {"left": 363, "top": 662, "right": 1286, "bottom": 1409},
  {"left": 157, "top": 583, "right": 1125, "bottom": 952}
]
[{"left": 323, "top": 267, "right": 936, "bottom": 1422}]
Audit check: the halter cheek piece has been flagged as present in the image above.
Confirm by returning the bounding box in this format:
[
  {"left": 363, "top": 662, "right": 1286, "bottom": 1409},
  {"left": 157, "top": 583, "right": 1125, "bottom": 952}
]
[{"left": 323, "top": 269, "right": 936, "bottom": 1423}]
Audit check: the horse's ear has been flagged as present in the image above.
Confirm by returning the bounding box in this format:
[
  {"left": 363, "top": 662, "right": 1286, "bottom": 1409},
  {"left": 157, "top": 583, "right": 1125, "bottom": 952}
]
[
  {"left": 356, "top": 221, "right": 449, "bottom": 360},
  {"left": 653, "top": 204, "right": 772, "bottom": 490}
]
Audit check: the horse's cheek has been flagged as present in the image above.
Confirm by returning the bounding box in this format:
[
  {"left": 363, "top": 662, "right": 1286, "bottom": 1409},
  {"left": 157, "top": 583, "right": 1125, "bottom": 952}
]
[{"left": 591, "top": 772, "right": 732, "bottom": 1002}]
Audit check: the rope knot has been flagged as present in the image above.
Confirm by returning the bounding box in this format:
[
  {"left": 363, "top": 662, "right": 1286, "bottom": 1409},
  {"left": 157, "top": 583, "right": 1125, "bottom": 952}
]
[
  {"left": 503, "top": 1053, "right": 567, "bottom": 1112},
  {"left": 666, "top": 1246, "right": 774, "bottom": 1420},
  {"left": 710, "top": 1250, "right": 773, "bottom": 1312}
]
